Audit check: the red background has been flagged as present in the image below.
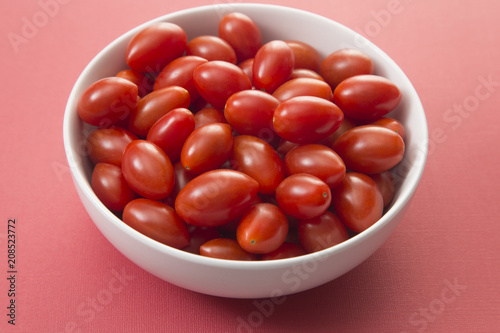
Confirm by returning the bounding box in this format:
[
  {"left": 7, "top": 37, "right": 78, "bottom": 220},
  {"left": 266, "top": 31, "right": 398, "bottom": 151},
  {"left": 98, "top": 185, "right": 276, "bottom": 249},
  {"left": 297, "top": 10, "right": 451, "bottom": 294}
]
[{"left": 1, "top": 0, "right": 499, "bottom": 332}]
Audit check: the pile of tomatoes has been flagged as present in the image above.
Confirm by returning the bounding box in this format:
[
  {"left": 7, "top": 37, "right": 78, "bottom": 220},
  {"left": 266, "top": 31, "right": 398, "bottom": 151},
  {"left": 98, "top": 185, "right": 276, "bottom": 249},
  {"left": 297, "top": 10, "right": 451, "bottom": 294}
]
[{"left": 78, "top": 12, "right": 405, "bottom": 261}]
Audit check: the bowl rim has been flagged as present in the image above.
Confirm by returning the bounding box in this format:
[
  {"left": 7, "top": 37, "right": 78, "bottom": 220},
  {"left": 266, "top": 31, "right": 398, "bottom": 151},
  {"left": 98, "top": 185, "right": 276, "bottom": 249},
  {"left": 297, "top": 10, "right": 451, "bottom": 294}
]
[{"left": 63, "top": 3, "right": 428, "bottom": 271}]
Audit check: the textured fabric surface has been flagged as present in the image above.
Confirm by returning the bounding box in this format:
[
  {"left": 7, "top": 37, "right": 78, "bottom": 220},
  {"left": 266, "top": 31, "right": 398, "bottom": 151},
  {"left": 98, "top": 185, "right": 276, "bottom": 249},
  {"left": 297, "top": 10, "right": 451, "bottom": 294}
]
[{"left": 1, "top": 0, "right": 499, "bottom": 332}]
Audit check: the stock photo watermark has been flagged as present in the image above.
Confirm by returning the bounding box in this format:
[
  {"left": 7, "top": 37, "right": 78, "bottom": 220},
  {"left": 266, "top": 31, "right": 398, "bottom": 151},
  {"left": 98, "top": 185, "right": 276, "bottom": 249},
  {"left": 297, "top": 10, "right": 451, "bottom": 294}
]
[{"left": 7, "top": 0, "right": 71, "bottom": 54}]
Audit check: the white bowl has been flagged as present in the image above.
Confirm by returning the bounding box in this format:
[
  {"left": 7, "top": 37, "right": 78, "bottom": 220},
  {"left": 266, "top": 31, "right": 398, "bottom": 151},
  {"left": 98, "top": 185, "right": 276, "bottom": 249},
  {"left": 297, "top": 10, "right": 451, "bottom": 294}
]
[{"left": 63, "top": 3, "right": 428, "bottom": 298}]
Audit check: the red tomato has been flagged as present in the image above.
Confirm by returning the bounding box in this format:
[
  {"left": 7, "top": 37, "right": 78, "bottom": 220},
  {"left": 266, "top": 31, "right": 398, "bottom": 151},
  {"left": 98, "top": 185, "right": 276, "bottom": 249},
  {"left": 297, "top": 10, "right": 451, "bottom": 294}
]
[
  {"left": 238, "top": 58, "right": 254, "bottom": 84},
  {"left": 369, "top": 171, "right": 396, "bottom": 208},
  {"left": 153, "top": 55, "right": 208, "bottom": 102},
  {"left": 272, "top": 78, "right": 333, "bottom": 102},
  {"left": 284, "top": 144, "right": 346, "bottom": 188},
  {"left": 276, "top": 139, "right": 300, "bottom": 157},
  {"left": 194, "top": 107, "right": 227, "bottom": 129},
  {"left": 200, "top": 238, "right": 257, "bottom": 261},
  {"left": 273, "top": 96, "right": 344, "bottom": 144},
  {"left": 260, "top": 242, "right": 306, "bottom": 260},
  {"left": 224, "top": 90, "right": 279, "bottom": 140},
  {"left": 146, "top": 108, "right": 195, "bottom": 162},
  {"left": 183, "top": 226, "right": 221, "bottom": 254},
  {"left": 236, "top": 203, "right": 289, "bottom": 254},
  {"left": 121, "top": 140, "right": 174, "bottom": 200},
  {"left": 162, "top": 161, "right": 196, "bottom": 207},
  {"left": 276, "top": 173, "right": 331, "bottom": 219},
  {"left": 316, "top": 117, "right": 357, "bottom": 147},
  {"left": 218, "top": 12, "right": 262, "bottom": 62},
  {"left": 320, "top": 48, "right": 374, "bottom": 89},
  {"left": 91, "top": 163, "right": 136, "bottom": 212},
  {"left": 180, "top": 123, "right": 233, "bottom": 175},
  {"left": 332, "top": 125, "right": 405, "bottom": 174},
  {"left": 289, "top": 68, "right": 325, "bottom": 81},
  {"left": 129, "top": 86, "right": 190, "bottom": 137},
  {"left": 370, "top": 117, "right": 406, "bottom": 140},
  {"left": 122, "top": 198, "right": 190, "bottom": 249},
  {"left": 175, "top": 169, "right": 259, "bottom": 227},
  {"left": 186, "top": 35, "right": 237, "bottom": 64},
  {"left": 192, "top": 60, "right": 252, "bottom": 109},
  {"left": 333, "top": 74, "right": 402, "bottom": 121},
  {"left": 86, "top": 127, "right": 137, "bottom": 166},
  {"left": 253, "top": 40, "right": 294, "bottom": 93},
  {"left": 77, "top": 77, "right": 138, "bottom": 127},
  {"left": 116, "top": 69, "right": 154, "bottom": 97},
  {"left": 125, "top": 22, "right": 187, "bottom": 73},
  {"left": 331, "top": 172, "right": 384, "bottom": 233},
  {"left": 285, "top": 40, "right": 321, "bottom": 72},
  {"left": 230, "top": 135, "right": 285, "bottom": 195},
  {"left": 298, "top": 211, "right": 348, "bottom": 253}
]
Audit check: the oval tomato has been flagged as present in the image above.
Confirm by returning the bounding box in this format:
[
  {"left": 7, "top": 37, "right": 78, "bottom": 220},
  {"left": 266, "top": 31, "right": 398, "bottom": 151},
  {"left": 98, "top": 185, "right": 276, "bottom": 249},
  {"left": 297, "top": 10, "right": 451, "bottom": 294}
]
[
  {"left": 284, "top": 144, "right": 346, "bottom": 188},
  {"left": 285, "top": 40, "right": 321, "bottom": 72},
  {"left": 272, "top": 78, "right": 333, "bottom": 102},
  {"left": 121, "top": 140, "right": 174, "bottom": 200},
  {"left": 192, "top": 60, "right": 252, "bottom": 109},
  {"left": 153, "top": 55, "right": 208, "bottom": 102},
  {"left": 290, "top": 68, "right": 325, "bottom": 81},
  {"left": 332, "top": 125, "right": 405, "bottom": 174},
  {"left": 275, "top": 173, "right": 331, "bottom": 219},
  {"left": 91, "top": 163, "right": 136, "bottom": 212},
  {"left": 86, "top": 127, "right": 137, "bottom": 166},
  {"left": 200, "top": 238, "right": 257, "bottom": 260},
  {"left": 122, "top": 198, "right": 190, "bottom": 249},
  {"left": 273, "top": 96, "right": 344, "bottom": 144},
  {"left": 146, "top": 107, "right": 195, "bottom": 162},
  {"left": 129, "top": 86, "right": 190, "bottom": 137},
  {"left": 218, "top": 12, "right": 262, "bottom": 62},
  {"left": 194, "top": 107, "right": 227, "bottom": 129},
  {"left": 175, "top": 169, "right": 259, "bottom": 227},
  {"left": 333, "top": 74, "right": 402, "bottom": 121},
  {"left": 180, "top": 123, "right": 233, "bottom": 175},
  {"left": 370, "top": 116, "right": 406, "bottom": 140},
  {"left": 125, "top": 22, "right": 187, "bottom": 73},
  {"left": 316, "top": 117, "right": 357, "bottom": 147},
  {"left": 253, "top": 40, "right": 294, "bottom": 93},
  {"left": 236, "top": 203, "right": 289, "bottom": 254},
  {"left": 230, "top": 135, "right": 285, "bottom": 195},
  {"left": 77, "top": 77, "right": 138, "bottom": 127},
  {"left": 186, "top": 35, "right": 237, "bottom": 64},
  {"left": 162, "top": 161, "right": 196, "bottom": 207},
  {"left": 238, "top": 58, "right": 254, "bottom": 84},
  {"left": 260, "top": 242, "right": 306, "bottom": 260},
  {"left": 116, "top": 69, "right": 154, "bottom": 97},
  {"left": 331, "top": 172, "right": 384, "bottom": 233},
  {"left": 369, "top": 171, "right": 396, "bottom": 208},
  {"left": 183, "top": 226, "right": 221, "bottom": 255},
  {"left": 320, "top": 48, "right": 374, "bottom": 89},
  {"left": 298, "top": 211, "right": 348, "bottom": 253}
]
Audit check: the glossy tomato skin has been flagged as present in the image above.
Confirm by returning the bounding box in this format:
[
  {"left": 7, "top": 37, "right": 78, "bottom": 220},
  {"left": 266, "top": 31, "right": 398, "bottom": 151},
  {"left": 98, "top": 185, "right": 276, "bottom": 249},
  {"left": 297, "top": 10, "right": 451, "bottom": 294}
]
[
  {"left": 333, "top": 74, "right": 402, "bottom": 121},
  {"left": 370, "top": 116, "right": 406, "bottom": 140},
  {"left": 290, "top": 68, "right": 325, "bottom": 81},
  {"left": 298, "top": 211, "right": 348, "bottom": 253},
  {"left": 218, "top": 12, "right": 262, "bottom": 62},
  {"left": 276, "top": 173, "right": 332, "bottom": 219},
  {"left": 129, "top": 86, "right": 190, "bottom": 137},
  {"left": 273, "top": 96, "right": 344, "bottom": 144},
  {"left": 237, "top": 203, "right": 289, "bottom": 254},
  {"left": 122, "top": 198, "right": 190, "bottom": 249},
  {"left": 238, "top": 58, "right": 254, "bottom": 84},
  {"left": 369, "top": 171, "right": 396, "bottom": 208},
  {"left": 332, "top": 125, "right": 405, "bottom": 174},
  {"left": 316, "top": 117, "right": 356, "bottom": 147},
  {"left": 121, "top": 140, "right": 174, "bottom": 200},
  {"left": 194, "top": 107, "right": 227, "bottom": 129},
  {"left": 153, "top": 56, "right": 208, "bottom": 102},
  {"left": 180, "top": 123, "right": 233, "bottom": 175},
  {"left": 183, "top": 226, "right": 221, "bottom": 254},
  {"left": 77, "top": 77, "right": 138, "bottom": 127},
  {"left": 146, "top": 107, "right": 195, "bottom": 162},
  {"left": 320, "top": 48, "right": 374, "bottom": 89},
  {"left": 86, "top": 127, "right": 138, "bottom": 166},
  {"left": 91, "top": 163, "right": 136, "bottom": 212},
  {"left": 162, "top": 161, "right": 196, "bottom": 207},
  {"left": 192, "top": 60, "right": 252, "bottom": 109},
  {"left": 260, "top": 242, "right": 306, "bottom": 260},
  {"left": 284, "top": 144, "right": 346, "bottom": 188},
  {"left": 253, "top": 40, "right": 294, "bottom": 93},
  {"left": 272, "top": 78, "right": 333, "bottom": 102},
  {"left": 224, "top": 90, "right": 279, "bottom": 141},
  {"left": 186, "top": 35, "right": 237, "bottom": 64},
  {"left": 331, "top": 172, "right": 384, "bottom": 233},
  {"left": 116, "top": 69, "right": 154, "bottom": 97},
  {"left": 125, "top": 22, "right": 187, "bottom": 73},
  {"left": 200, "top": 238, "right": 257, "bottom": 261},
  {"left": 285, "top": 40, "right": 321, "bottom": 72},
  {"left": 175, "top": 169, "right": 259, "bottom": 227},
  {"left": 230, "top": 135, "right": 285, "bottom": 195}
]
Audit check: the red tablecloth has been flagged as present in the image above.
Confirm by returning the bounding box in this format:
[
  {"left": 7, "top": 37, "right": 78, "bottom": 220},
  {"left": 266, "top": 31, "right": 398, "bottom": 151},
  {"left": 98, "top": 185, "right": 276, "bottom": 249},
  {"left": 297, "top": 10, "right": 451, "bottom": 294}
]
[{"left": 1, "top": 1, "right": 499, "bottom": 332}]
